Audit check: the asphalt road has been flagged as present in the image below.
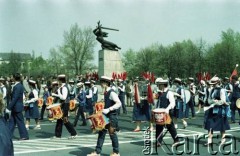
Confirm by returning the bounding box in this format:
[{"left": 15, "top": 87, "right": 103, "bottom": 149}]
[{"left": 12, "top": 105, "right": 240, "bottom": 156}]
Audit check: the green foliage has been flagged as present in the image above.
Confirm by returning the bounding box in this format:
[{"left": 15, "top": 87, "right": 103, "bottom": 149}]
[{"left": 122, "top": 28, "right": 240, "bottom": 81}]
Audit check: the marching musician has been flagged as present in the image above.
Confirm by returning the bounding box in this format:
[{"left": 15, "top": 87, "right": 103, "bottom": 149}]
[
  {"left": 230, "top": 75, "right": 240, "bottom": 123},
  {"left": 85, "top": 81, "right": 93, "bottom": 115},
  {"left": 204, "top": 77, "right": 230, "bottom": 146},
  {"left": 47, "top": 81, "right": 58, "bottom": 122},
  {"left": 87, "top": 76, "right": 121, "bottom": 156},
  {"left": 185, "top": 77, "right": 196, "bottom": 119},
  {"left": 155, "top": 78, "right": 179, "bottom": 147},
  {"left": 196, "top": 80, "right": 207, "bottom": 114},
  {"left": 73, "top": 82, "right": 87, "bottom": 127},
  {"left": 223, "top": 77, "right": 233, "bottom": 100},
  {"left": 132, "top": 77, "right": 152, "bottom": 132},
  {"left": 51, "top": 74, "right": 77, "bottom": 139},
  {"left": 39, "top": 85, "right": 50, "bottom": 120},
  {"left": 69, "top": 79, "right": 76, "bottom": 100},
  {"left": 125, "top": 80, "right": 133, "bottom": 107},
  {"left": 173, "top": 78, "right": 187, "bottom": 129},
  {"left": 24, "top": 80, "right": 41, "bottom": 130},
  {"left": 91, "top": 80, "right": 98, "bottom": 105},
  {"left": 85, "top": 81, "right": 94, "bottom": 128},
  {"left": 117, "top": 79, "right": 127, "bottom": 114}
]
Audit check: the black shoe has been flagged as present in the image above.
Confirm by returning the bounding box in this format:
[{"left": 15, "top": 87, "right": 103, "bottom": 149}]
[
  {"left": 39, "top": 118, "right": 43, "bottom": 121},
  {"left": 81, "top": 123, "right": 87, "bottom": 126},
  {"left": 157, "top": 142, "right": 161, "bottom": 147},
  {"left": 19, "top": 138, "right": 29, "bottom": 141}
]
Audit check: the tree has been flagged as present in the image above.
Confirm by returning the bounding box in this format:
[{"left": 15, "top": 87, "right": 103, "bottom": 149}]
[
  {"left": 49, "top": 48, "right": 64, "bottom": 75},
  {"left": 122, "top": 48, "right": 138, "bottom": 78},
  {"left": 8, "top": 51, "right": 23, "bottom": 74},
  {"left": 60, "top": 23, "right": 96, "bottom": 75}
]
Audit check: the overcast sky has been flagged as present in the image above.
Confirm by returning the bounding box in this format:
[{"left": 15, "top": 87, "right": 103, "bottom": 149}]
[{"left": 1, "top": 0, "right": 240, "bottom": 64}]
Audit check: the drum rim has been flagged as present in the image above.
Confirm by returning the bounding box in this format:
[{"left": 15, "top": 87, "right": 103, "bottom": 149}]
[{"left": 46, "top": 103, "right": 61, "bottom": 109}]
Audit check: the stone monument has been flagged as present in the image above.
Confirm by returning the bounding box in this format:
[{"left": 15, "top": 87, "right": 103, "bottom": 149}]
[
  {"left": 93, "top": 21, "right": 124, "bottom": 77},
  {"left": 98, "top": 49, "right": 124, "bottom": 77}
]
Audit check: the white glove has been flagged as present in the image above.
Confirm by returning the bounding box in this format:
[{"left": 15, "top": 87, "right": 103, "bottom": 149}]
[
  {"left": 52, "top": 93, "right": 59, "bottom": 97},
  {"left": 102, "top": 108, "right": 110, "bottom": 114},
  {"left": 5, "top": 108, "right": 11, "bottom": 113},
  {"left": 5, "top": 108, "right": 11, "bottom": 120}
]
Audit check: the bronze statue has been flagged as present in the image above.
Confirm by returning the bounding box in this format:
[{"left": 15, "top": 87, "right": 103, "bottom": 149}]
[{"left": 93, "top": 21, "right": 121, "bottom": 51}]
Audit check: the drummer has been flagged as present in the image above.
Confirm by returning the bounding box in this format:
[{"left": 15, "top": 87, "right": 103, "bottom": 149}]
[
  {"left": 230, "top": 75, "right": 240, "bottom": 123},
  {"left": 47, "top": 81, "right": 58, "bottom": 122},
  {"left": 24, "top": 80, "right": 41, "bottom": 130},
  {"left": 69, "top": 79, "right": 76, "bottom": 100},
  {"left": 204, "top": 76, "right": 230, "bottom": 146},
  {"left": 73, "top": 82, "right": 87, "bottom": 127},
  {"left": 39, "top": 85, "right": 50, "bottom": 120},
  {"left": 51, "top": 74, "right": 77, "bottom": 139},
  {"left": 87, "top": 76, "right": 121, "bottom": 156},
  {"left": 196, "top": 80, "right": 207, "bottom": 114},
  {"left": 172, "top": 78, "right": 187, "bottom": 129},
  {"left": 155, "top": 78, "right": 179, "bottom": 147},
  {"left": 185, "top": 77, "right": 196, "bottom": 119}
]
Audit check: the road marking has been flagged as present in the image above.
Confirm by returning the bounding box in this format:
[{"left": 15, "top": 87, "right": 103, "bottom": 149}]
[
  {"left": 14, "top": 128, "right": 240, "bottom": 155},
  {"left": 14, "top": 131, "right": 144, "bottom": 154}
]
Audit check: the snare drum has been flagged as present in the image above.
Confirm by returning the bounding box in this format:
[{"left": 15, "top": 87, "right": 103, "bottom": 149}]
[
  {"left": 152, "top": 108, "right": 171, "bottom": 125},
  {"left": 95, "top": 101, "right": 105, "bottom": 113},
  {"left": 38, "top": 98, "right": 43, "bottom": 107},
  {"left": 88, "top": 112, "right": 109, "bottom": 131},
  {"left": 236, "top": 98, "right": 240, "bottom": 109},
  {"left": 69, "top": 100, "right": 76, "bottom": 111},
  {"left": 47, "top": 96, "right": 54, "bottom": 106},
  {"left": 46, "top": 103, "right": 63, "bottom": 120}
]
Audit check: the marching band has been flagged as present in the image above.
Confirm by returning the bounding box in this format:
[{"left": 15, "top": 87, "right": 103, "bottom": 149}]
[{"left": 1, "top": 72, "right": 240, "bottom": 156}]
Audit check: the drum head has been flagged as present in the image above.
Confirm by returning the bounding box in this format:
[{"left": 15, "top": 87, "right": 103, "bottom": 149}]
[
  {"left": 236, "top": 99, "right": 240, "bottom": 109},
  {"left": 184, "top": 90, "right": 191, "bottom": 104},
  {"left": 46, "top": 103, "right": 61, "bottom": 109}
]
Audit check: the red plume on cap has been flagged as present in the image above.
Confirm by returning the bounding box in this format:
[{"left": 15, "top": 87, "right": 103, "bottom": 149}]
[
  {"left": 112, "top": 72, "right": 115, "bottom": 80},
  {"left": 112, "top": 72, "right": 117, "bottom": 80},
  {"left": 122, "top": 72, "right": 127, "bottom": 80},
  {"left": 142, "top": 71, "right": 155, "bottom": 83}
]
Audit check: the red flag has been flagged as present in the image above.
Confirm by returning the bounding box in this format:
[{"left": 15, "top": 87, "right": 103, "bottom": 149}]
[
  {"left": 230, "top": 69, "right": 238, "bottom": 82},
  {"left": 147, "top": 84, "right": 154, "bottom": 104},
  {"left": 134, "top": 84, "right": 140, "bottom": 104},
  {"left": 151, "top": 73, "right": 155, "bottom": 83}
]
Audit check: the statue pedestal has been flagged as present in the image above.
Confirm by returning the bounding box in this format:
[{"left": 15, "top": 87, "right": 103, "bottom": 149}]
[{"left": 98, "top": 49, "right": 124, "bottom": 77}]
